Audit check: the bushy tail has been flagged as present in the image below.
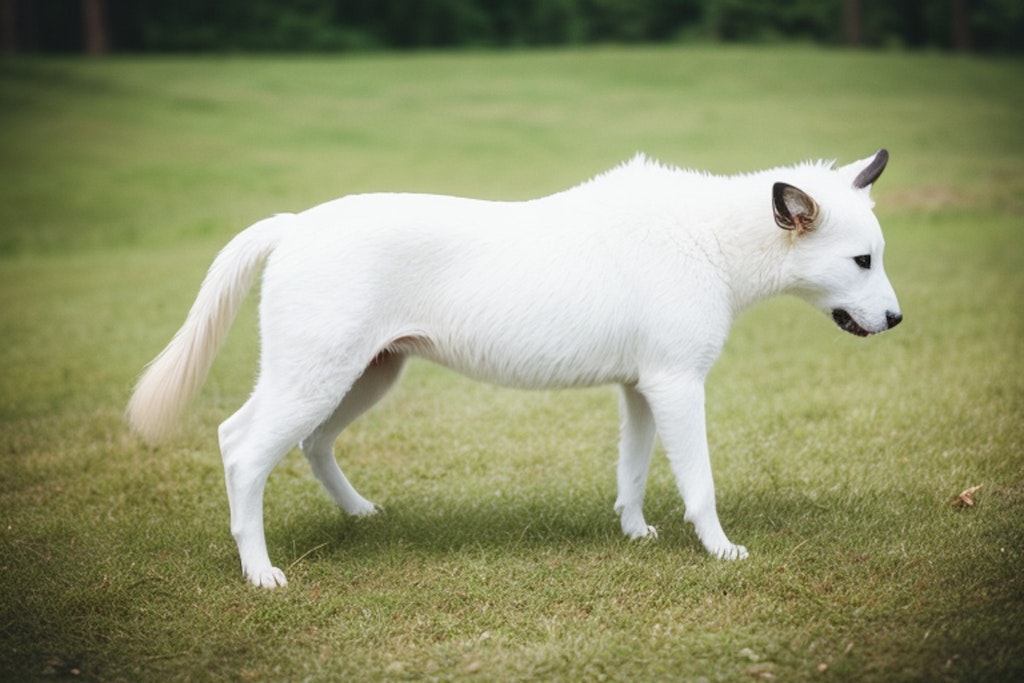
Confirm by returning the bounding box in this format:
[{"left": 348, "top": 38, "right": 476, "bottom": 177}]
[{"left": 127, "top": 214, "right": 293, "bottom": 444}]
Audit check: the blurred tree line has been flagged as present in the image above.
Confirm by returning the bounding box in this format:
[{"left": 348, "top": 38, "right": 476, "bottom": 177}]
[{"left": 3, "top": 0, "right": 1021, "bottom": 55}]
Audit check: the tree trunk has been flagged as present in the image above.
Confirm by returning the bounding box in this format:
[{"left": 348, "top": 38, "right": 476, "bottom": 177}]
[
  {"left": 843, "top": 0, "right": 862, "bottom": 47},
  {"left": 1, "top": 0, "right": 16, "bottom": 54},
  {"left": 82, "top": 0, "right": 109, "bottom": 55},
  {"left": 951, "top": 0, "right": 972, "bottom": 52}
]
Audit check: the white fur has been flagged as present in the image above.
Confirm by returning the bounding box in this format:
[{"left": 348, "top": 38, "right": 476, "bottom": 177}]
[{"left": 128, "top": 152, "right": 901, "bottom": 587}]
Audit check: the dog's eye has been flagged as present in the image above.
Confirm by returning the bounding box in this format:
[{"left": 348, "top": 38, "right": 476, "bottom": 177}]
[{"left": 853, "top": 255, "right": 872, "bottom": 270}]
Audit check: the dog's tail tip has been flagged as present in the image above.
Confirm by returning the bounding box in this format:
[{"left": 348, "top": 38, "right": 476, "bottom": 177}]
[
  {"left": 125, "top": 350, "right": 194, "bottom": 445},
  {"left": 125, "top": 404, "right": 177, "bottom": 446}
]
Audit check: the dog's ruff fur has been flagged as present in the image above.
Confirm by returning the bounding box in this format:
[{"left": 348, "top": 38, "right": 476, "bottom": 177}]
[{"left": 128, "top": 151, "right": 901, "bottom": 587}]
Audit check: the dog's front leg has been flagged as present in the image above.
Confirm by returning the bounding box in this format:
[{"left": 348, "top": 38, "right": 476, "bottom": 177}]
[
  {"left": 614, "top": 384, "right": 658, "bottom": 539},
  {"left": 641, "top": 374, "right": 748, "bottom": 560}
]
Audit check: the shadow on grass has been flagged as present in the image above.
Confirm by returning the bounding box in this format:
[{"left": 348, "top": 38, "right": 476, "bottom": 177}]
[
  {"left": 265, "top": 479, "right": 956, "bottom": 570},
  {"left": 276, "top": 493, "right": 649, "bottom": 560}
]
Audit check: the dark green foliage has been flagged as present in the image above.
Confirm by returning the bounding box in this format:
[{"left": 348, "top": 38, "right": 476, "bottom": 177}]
[{"left": 5, "top": 0, "right": 1023, "bottom": 53}]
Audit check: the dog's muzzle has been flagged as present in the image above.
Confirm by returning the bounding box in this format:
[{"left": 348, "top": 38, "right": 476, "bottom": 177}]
[{"left": 832, "top": 309, "right": 902, "bottom": 337}]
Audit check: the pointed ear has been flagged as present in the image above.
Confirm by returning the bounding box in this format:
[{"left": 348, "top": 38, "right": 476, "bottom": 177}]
[
  {"left": 773, "top": 182, "right": 819, "bottom": 233},
  {"left": 840, "top": 148, "right": 889, "bottom": 189}
]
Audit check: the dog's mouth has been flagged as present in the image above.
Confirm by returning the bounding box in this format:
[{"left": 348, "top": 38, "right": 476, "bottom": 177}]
[{"left": 832, "top": 309, "right": 871, "bottom": 337}]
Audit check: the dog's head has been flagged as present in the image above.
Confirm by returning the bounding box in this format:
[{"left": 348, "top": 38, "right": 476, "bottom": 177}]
[{"left": 774, "top": 149, "right": 902, "bottom": 337}]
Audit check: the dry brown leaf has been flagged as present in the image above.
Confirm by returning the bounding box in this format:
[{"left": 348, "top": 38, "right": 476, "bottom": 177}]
[{"left": 951, "top": 485, "right": 983, "bottom": 508}]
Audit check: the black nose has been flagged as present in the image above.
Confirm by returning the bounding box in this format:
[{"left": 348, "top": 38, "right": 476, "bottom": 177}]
[{"left": 886, "top": 311, "right": 903, "bottom": 329}]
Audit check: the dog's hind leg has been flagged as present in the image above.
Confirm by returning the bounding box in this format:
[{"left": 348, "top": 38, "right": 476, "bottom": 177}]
[
  {"left": 614, "top": 384, "right": 659, "bottom": 539},
  {"left": 641, "top": 373, "right": 748, "bottom": 560},
  {"left": 300, "top": 352, "right": 406, "bottom": 516},
  {"left": 219, "top": 375, "right": 353, "bottom": 588}
]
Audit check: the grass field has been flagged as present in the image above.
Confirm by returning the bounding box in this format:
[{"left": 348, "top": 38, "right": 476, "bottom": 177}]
[{"left": 1, "top": 46, "right": 1022, "bottom": 681}]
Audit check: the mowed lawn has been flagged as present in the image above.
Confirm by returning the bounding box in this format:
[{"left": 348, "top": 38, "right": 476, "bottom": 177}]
[{"left": 1, "top": 47, "right": 1022, "bottom": 681}]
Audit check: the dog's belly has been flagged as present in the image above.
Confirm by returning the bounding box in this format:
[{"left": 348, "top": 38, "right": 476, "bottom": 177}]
[{"left": 390, "top": 330, "right": 637, "bottom": 390}]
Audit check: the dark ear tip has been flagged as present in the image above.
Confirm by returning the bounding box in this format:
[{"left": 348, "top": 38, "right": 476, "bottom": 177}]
[{"left": 852, "top": 148, "right": 889, "bottom": 189}]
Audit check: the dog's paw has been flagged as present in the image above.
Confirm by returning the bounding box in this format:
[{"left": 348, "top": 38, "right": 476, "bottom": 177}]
[
  {"left": 246, "top": 566, "right": 288, "bottom": 588},
  {"left": 356, "top": 502, "right": 383, "bottom": 518},
  {"left": 710, "top": 543, "right": 748, "bottom": 561},
  {"left": 622, "top": 523, "right": 658, "bottom": 540},
  {"left": 618, "top": 505, "right": 657, "bottom": 540},
  {"left": 345, "top": 498, "right": 381, "bottom": 518}
]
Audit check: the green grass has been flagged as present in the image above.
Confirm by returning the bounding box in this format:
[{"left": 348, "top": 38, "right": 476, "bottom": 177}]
[{"left": 1, "top": 46, "right": 1022, "bottom": 681}]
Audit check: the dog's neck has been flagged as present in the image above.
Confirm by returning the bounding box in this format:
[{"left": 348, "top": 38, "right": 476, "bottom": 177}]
[
  {"left": 663, "top": 174, "right": 792, "bottom": 318},
  {"left": 572, "top": 158, "right": 819, "bottom": 318}
]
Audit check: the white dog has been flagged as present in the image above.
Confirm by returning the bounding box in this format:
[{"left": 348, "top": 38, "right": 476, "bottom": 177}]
[{"left": 128, "top": 150, "right": 901, "bottom": 587}]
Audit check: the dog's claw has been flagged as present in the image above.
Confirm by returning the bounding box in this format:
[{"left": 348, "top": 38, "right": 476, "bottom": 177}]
[
  {"left": 349, "top": 500, "right": 381, "bottom": 517},
  {"left": 712, "top": 544, "right": 748, "bottom": 561},
  {"left": 247, "top": 566, "right": 288, "bottom": 588},
  {"left": 623, "top": 524, "right": 658, "bottom": 541}
]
